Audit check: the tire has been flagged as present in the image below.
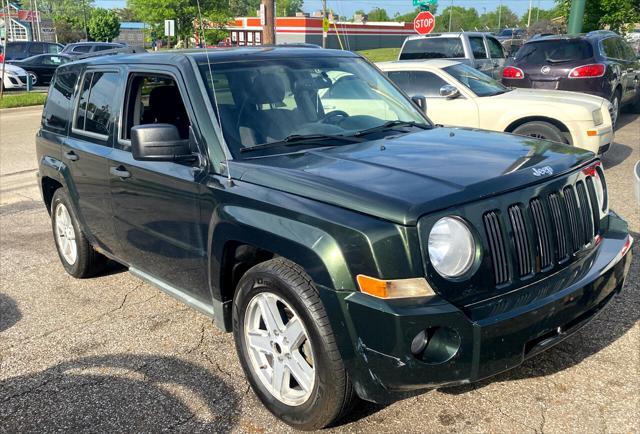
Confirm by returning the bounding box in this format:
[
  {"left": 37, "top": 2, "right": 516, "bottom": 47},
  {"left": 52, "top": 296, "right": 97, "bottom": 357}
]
[
  {"left": 512, "top": 121, "right": 567, "bottom": 144},
  {"left": 50, "top": 188, "right": 104, "bottom": 278},
  {"left": 610, "top": 88, "right": 621, "bottom": 127},
  {"left": 233, "top": 258, "right": 356, "bottom": 430},
  {"left": 27, "top": 71, "right": 37, "bottom": 86}
]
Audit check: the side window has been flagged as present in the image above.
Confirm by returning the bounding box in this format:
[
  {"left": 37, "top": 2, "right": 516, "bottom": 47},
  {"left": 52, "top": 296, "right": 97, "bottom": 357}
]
[
  {"left": 43, "top": 71, "right": 78, "bottom": 133},
  {"left": 74, "top": 71, "right": 119, "bottom": 138},
  {"left": 7, "top": 43, "right": 24, "bottom": 56},
  {"left": 617, "top": 39, "right": 635, "bottom": 61},
  {"left": 601, "top": 38, "right": 620, "bottom": 59},
  {"left": 469, "top": 37, "right": 488, "bottom": 59},
  {"left": 487, "top": 37, "right": 505, "bottom": 58},
  {"left": 46, "top": 44, "right": 60, "bottom": 54},
  {"left": 120, "top": 73, "right": 190, "bottom": 149},
  {"left": 94, "top": 45, "right": 113, "bottom": 52},
  {"left": 29, "top": 43, "right": 45, "bottom": 54},
  {"left": 72, "top": 45, "right": 92, "bottom": 54},
  {"left": 387, "top": 70, "right": 448, "bottom": 97}
]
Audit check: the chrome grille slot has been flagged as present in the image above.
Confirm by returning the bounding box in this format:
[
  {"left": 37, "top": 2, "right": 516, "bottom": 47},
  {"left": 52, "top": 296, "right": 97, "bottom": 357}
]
[
  {"left": 576, "top": 181, "right": 594, "bottom": 244},
  {"left": 530, "top": 198, "right": 553, "bottom": 270},
  {"left": 508, "top": 205, "right": 533, "bottom": 276},
  {"left": 548, "top": 193, "right": 569, "bottom": 261},
  {"left": 483, "top": 211, "right": 510, "bottom": 285},
  {"left": 563, "top": 185, "right": 584, "bottom": 253}
]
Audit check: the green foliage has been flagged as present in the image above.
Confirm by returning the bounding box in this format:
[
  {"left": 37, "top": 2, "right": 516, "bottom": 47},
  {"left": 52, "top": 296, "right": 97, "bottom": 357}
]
[
  {"left": 367, "top": 8, "right": 390, "bottom": 21},
  {"left": 0, "top": 92, "right": 47, "bottom": 109},
  {"left": 555, "top": 0, "right": 640, "bottom": 32},
  {"left": 115, "top": 7, "right": 139, "bottom": 22},
  {"left": 88, "top": 8, "right": 121, "bottom": 42},
  {"left": 356, "top": 47, "right": 400, "bottom": 62},
  {"left": 435, "top": 6, "right": 480, "bottom": 31},
  {"left": 228, "top": 0, "right": 260, "bottom": 17},
  {"left": 480, "top": 6, "right": 519, "bottom": 30},
  {"left": 38, "top": 0, "right": 95, "bottom": 41},
  {"left": 277, "top": 0, "right": 304, "bottom": 17}
]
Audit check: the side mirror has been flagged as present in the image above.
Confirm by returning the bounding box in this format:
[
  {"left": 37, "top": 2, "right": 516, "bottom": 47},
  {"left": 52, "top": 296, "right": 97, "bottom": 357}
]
[
  {"left": 440, "top": 84, "right": 460, "bottom": 99},
  {"left": 131, "top": 124, "right": 192, "bottom": 162},
  {"left": 411, "top": 95, "right": 427, "bottom": 113}
]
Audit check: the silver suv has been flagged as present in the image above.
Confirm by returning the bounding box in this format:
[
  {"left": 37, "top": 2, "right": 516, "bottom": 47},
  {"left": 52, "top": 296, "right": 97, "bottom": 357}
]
[{"left": 399, "top": 32, "right": 507, "bottom": 79}]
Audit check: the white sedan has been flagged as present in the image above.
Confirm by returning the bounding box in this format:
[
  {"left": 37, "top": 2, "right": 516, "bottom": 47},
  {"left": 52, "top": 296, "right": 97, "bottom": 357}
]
[
  {"left": 378, "top": 59, "right": 613, "bottom": 154},
  {"left": 1, "top": 64, "right": 29, "bottom": 90}
]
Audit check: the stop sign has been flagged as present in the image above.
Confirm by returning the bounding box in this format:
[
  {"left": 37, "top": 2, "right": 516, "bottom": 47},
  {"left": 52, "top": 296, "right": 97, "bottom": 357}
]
[{"left": 413, "top": 11, "right": 435, "bottom": 35}]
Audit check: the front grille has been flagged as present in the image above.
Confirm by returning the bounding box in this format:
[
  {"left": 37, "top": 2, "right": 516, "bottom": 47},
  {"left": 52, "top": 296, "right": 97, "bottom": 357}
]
[{"left": 483, "top": 176, "right": 600, "bottom": 286}]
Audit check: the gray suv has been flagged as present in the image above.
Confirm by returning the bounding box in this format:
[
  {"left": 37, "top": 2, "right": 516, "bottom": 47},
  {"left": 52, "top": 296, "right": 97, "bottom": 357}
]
[{"left": 399, "top": 32, "right": 507, "bottom": 79}]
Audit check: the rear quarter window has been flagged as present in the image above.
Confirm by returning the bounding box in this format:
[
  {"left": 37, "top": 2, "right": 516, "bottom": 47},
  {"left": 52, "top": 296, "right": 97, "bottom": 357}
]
[
  {"left": 400, "top": 37, "right": 465, "bottom": 60},
  {"left": 42, "top": 70, "right": 79, "bottom": 133}
]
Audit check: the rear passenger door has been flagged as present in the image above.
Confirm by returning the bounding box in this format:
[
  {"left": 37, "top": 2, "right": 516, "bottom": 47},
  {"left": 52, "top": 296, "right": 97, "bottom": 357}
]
[
  {"left": 63, "top": 68, "right": 122, "bottom": 253},
  {"left": 108, "top": 68, "right": 209, "bottom": 303},
  {"left": 468, "top": 36, "right": 492, "bottom": 76}
]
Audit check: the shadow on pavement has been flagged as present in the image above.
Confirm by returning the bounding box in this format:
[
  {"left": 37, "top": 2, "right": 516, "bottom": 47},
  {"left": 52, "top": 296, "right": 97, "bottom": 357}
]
[
  {"left": 0, "top": 354, "right": 242, "bottom": 432},
  {"left": 616, "top": 112, "right": 638, "bottom": 130},
  {"left": 601, "top": 142, "right": 633, "bottom": 171},
  {"left": 0, "top": 293, "right": 22, "bottom": 332}
]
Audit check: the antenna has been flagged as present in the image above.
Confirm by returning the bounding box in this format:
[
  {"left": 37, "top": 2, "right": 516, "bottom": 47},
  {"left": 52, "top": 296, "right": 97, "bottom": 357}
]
[{"left": 195, "top": 0, "right": 232, "bottom": 185}]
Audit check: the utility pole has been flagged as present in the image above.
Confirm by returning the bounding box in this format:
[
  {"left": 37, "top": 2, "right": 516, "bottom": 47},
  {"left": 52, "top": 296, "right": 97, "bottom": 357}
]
[
  {"left": 527, "top": 0, "right": 532, "bottom": 28},
  {"left": 82, "top": 0, "right": 88, "bottom": 41},
  {"left": 262, "top": 0, "right": 275, "bottom": 44},
  {"left": 448, "top": 0, "right": 453, "bottom": 32},
  {"left": 567, "top": 0, "right": 586, "bottom": 34},
  {"left": 1, "top": 0, "right": 9, "bottom": 100},
  {"left": 322, "top": 0, "right": 327, "bottom": 48},
  {"left": 497, "top": 0, "right": 502, "bottom": 30}
]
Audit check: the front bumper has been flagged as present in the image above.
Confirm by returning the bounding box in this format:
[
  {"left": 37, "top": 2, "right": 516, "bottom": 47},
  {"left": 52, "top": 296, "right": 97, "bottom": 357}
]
[
  {"left": 566, "top": 120, "right": 614, "bottom": 154},
  {"left": 328, "top": 215, "right": 632, "bottom": 403},
  {"left": 2, "top": 74, "right": 27, "bottom": 89}
]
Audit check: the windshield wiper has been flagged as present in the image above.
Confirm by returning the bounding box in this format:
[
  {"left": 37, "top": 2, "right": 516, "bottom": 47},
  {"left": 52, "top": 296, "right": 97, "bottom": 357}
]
[
  {"left": 352, "top": 120, "right": 432, "bottom": 137},
  {"left": 240, "top": 134, "right": 363, "bottom": 154}
]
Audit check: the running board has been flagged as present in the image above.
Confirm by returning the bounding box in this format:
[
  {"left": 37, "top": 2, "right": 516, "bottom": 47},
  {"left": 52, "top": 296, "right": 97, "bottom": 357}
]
[{"left": 129, "top": 267, "right": 215, "bottom": 319}]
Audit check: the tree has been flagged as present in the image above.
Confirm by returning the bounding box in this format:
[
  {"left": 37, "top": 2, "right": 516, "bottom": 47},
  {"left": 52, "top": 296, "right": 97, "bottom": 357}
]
[
  {"left": 115, "top": 7, "right": 139, "bottom": 22},
  {"left": 519, "top": 6, "right": 562, "bottom": 27},
  {"left": 228, "top": 0, "right": 260, "bottom": 17},
  {"left": 88, "top": 8, "right": 121, "bottom": 42},
  {"left": 38, "top": 0, "right": 95, "bottom": 41},
  {"left": 276, "top": 0, "right": 303, "bottom": 17},
  {"left": 435, "top": 6, "right": 480, "bottom": 32},
  {"left": 368, "top": 7, "right": 390, "bottom": 21},
  {"left": 479, "top": 5, "right": 518, "bottom": 30},
  {"left": 54, "top": 19, "right": 86, "bottom": 44},
  {"left": 555, "top": 0, "right": 640, "bottom": 32}
]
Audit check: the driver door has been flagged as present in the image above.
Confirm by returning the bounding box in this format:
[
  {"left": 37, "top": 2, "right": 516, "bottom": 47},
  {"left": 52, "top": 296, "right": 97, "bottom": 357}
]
[{"left": 385, "top": 70, "right": 479, "bottom": 127}]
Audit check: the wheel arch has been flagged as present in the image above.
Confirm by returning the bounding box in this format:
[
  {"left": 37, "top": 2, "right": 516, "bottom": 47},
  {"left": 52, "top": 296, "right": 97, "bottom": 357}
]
[
  {"left": 207, "top": 206, "right": 354, "bottom": 331},
  {"left": 504, "top": 116, "right": 573, "bottom": 145},
  {"left": 41, "top": 176, "right": 63, "bottom": 214}
]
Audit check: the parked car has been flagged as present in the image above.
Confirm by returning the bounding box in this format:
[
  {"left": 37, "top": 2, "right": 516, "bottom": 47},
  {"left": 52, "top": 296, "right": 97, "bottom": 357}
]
[
  {"left": 496, "top": 28, "right": 526, "bottom": 42},
  {"left": 37, "top": 47, "right": 633, "bottom": 430},
  {"left": 399, "top": 32, "right": 507, "bottom": 79},
  {"left": 60, "top": 42, "right": 126, "bottom": 55},
  {"left": 0, "top": 64, "right": 29, "bottom": 90},
  {"left": 8, "top": 53, "right": 73, "bottom": 86},
  {"left": 502, "top": 31, "right": 640, "bottom": 126},
  {"left": 379, "top": 59, "right": 613, "bottom": 154},
  {"left": 1, "top": 41, "right": 63, "bottom": 61}
]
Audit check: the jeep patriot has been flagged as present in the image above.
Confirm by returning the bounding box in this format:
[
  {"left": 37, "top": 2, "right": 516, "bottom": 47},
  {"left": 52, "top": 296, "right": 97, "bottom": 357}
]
[{"left": 36, "top": 47, "right": 633, "bottom": 430}]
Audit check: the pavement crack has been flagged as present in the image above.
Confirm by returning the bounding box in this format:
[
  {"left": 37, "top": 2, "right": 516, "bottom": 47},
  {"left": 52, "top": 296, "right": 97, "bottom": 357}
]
[
  {"left": 109, "top": 282, "right": 144, "bottom": 314},
  {"left": 186, "top": 324, "right": 206, "bottom": 354}
]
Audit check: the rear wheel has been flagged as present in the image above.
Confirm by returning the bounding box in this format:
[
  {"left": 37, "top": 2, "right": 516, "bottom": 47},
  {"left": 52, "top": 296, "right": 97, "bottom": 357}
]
[
  {"left": 233, "top": 258, "right": 356, "bottom": 430},
  {"left": 610, "top": 88, "right": 621, "bottom": 127},
  {"left": 51, "top": 189, "right": 104, "bottom": 278},
  {"left": 27, "top": 71, "right": 38, "bottom": 86},
  {"left": 512, "top": 121, "right": 567, "bottom": 144}
]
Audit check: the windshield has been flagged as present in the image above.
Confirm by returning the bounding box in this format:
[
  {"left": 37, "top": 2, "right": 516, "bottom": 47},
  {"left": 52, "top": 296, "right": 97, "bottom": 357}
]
[
  {"left": 515, "top": 40, "right": 593, "bottom": 64},
  {"left": 443, "top": 63, "right": 509, "bottom": 97},
  {"left": 198, "top": 56, "right": 429, "bottom": 157}
]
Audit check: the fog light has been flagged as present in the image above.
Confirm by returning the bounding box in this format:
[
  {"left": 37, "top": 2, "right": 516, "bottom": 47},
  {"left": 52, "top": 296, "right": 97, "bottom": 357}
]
[{"left": 411, "top": 327, "right": 461, "bottom": 364}]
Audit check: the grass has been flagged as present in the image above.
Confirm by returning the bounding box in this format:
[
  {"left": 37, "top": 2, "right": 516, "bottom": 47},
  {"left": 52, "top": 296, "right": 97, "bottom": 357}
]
[
  {"left": 0, "top": 91, "right": 47, "bottom": 109},
  {"left": 356, "top": 47, "right": 400, "bottom": 63}
]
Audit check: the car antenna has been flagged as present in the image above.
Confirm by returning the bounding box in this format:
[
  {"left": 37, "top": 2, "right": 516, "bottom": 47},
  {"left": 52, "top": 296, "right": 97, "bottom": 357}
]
[{"left": 196, "top": 0, "right": 233, "bottom": 186}]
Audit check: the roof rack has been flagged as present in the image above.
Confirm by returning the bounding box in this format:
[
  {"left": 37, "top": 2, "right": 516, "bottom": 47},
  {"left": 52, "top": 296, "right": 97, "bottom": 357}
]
[{"left": 72, "top": 46, "right": 147, "bottom": 60}]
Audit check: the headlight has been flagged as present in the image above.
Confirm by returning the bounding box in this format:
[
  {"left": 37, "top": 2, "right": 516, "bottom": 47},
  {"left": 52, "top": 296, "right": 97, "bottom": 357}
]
[
  {"left": 592, "top": 109, "right": 603, "bottom": 126},
  {"left": 428, "top": 216, "right": 476, "bottom": 278}
]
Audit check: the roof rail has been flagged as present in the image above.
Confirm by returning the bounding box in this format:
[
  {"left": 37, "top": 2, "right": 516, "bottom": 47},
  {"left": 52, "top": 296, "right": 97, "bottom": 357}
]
[{"left": 73, "top": 46, "right": 147, "bottom": 60}]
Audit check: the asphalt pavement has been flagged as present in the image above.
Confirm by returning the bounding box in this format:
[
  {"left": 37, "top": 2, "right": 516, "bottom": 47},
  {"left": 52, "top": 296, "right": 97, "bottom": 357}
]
[{"left": 0, "top": 107, "right": 638, "bottom": 433}]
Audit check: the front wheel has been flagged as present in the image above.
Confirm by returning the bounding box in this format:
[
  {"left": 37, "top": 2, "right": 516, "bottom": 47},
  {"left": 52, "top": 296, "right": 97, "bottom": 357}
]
[
  {"left": 27, "top": 71, "right": 38, "bottom": 86},
  {"left": 512, "top": 121, "right": 567, "bottom": 144},
  {"left": 610, "top": 89, "right": 621, "bottom": 127},
  {"left": 233, "top": 258, "right": 356, "bottom": 430}
]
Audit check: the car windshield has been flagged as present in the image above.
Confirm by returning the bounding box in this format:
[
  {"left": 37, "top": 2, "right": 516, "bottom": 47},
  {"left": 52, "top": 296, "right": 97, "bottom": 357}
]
[
  {"left": 198, "top": 56, "right": 429, "bottom": 157},
  {"left": 443, "top": 63, "right": 510, "bottom": 97},
  {"left": 515, "top": 40, "right": 593, "bottom": 64},
  {"left": 400, "top": 37, "right": 465, "bottom": 60}
]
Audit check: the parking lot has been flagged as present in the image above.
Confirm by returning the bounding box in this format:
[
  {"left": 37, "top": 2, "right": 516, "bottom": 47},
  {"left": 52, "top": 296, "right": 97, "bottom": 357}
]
[{"left": 0, "top": 107, "right": 638, "bottom": 433}]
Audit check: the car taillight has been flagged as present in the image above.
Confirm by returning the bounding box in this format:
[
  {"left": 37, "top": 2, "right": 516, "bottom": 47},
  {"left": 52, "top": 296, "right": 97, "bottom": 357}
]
[
  {"left": 568, "top": 64, "right": 605, "bottom": 78},
  {"left": 502, "top": 66, "right": 524, "bottom": 79}
]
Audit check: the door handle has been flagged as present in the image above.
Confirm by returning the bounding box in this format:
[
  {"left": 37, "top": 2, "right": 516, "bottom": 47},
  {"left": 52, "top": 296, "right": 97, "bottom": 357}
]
[
  {"left": 64, "top": 150, "right": 78, "bottom": 161},
  {"left": 110, "top": 166, "right": 131, "bottom": 179}
]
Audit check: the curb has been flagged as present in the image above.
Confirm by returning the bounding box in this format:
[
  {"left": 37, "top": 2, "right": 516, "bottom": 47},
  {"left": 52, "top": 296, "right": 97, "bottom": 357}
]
[{"left": 0, "top": 105, "right": 44, "bottom": 114}]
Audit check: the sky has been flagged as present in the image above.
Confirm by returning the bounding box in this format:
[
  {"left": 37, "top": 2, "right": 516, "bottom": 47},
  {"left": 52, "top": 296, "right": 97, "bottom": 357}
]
[{"left": 95, "top": 0, "right": 558, "bottom": 19}]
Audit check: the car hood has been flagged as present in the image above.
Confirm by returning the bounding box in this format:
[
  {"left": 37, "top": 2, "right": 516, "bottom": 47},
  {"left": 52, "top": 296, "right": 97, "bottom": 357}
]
[
  {"left": 493, "top": 88, "right": 606, "bottom": 109},
  {"left": 232, "top": 127, "right": 594, "bottom": 225},
  {"left": 2, "top": 64, "right": 27, "bottom": 75}
]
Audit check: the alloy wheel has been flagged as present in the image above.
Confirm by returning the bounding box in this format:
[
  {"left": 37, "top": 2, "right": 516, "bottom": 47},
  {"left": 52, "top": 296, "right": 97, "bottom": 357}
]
[
  {"left": 54, "top": 203, "right": 77, "bottom": 265},
  {"left": 28, "top": 72, "right": 37, "bottom": 85},
  {"left": 610, "top": 96, "right": 619, "bottom": 127},
  {"left": 244, "top": 291, "right": 315, "bottom": 406}
]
